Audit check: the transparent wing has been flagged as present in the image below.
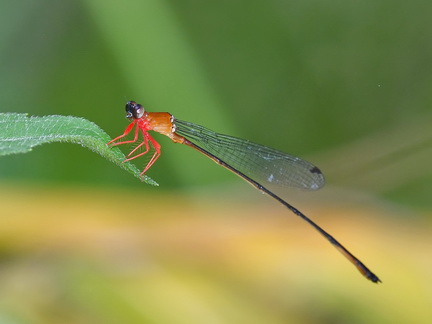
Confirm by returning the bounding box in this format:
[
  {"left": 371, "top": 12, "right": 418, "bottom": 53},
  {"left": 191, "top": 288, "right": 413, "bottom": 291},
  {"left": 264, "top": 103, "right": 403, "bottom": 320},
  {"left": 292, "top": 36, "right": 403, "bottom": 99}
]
[{"left": 174, "top": 119, "right": 325, "bottom": 190}]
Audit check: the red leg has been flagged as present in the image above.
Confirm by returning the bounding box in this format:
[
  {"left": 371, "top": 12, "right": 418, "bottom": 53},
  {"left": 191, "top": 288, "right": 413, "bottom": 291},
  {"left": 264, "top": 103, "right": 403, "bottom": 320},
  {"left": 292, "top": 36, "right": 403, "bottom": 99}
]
[
  {"left": 141, "top": 151, "right": 160, "bottom": 175},
  {"left": 123, "top": 133, "right": 151, "bottom": 162},
  {"left": 127, "top": 135, "right": 149, "bottom": 158},
  {"left": 121, "top": 132, "right": 161, "bottom": 175},
  {"left": 140, "top": 133, "right": 161, "bottom": 175},
  {"left": 109, "top": 123, "right": 162, "bottom": 174},
  {"left": 108, "top": 122, "right": 138, "bottom": 146}
]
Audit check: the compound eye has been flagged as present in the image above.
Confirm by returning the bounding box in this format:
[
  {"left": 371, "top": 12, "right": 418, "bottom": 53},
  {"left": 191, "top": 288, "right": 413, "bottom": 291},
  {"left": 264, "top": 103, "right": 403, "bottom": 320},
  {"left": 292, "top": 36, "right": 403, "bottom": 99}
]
[
  {"left": 125, "top": 101, "right": 144, "bottom": 119},
  {"left": 134, "top": 104, "right": 145, "bottom": 118}
]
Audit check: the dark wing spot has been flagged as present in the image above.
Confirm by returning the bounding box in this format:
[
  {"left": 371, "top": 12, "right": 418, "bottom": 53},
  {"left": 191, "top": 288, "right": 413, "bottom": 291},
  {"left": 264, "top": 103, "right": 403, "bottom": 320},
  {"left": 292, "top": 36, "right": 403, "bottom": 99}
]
[{"left": 310, "top": 166, "right": 322, "bottom": 174}]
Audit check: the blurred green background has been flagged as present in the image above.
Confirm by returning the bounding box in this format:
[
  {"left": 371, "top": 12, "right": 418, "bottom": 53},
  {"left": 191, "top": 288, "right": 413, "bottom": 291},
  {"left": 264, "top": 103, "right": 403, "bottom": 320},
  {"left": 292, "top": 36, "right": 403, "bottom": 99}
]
[{"left": 1, "top": 0, "right": 432, "bottom": 323}]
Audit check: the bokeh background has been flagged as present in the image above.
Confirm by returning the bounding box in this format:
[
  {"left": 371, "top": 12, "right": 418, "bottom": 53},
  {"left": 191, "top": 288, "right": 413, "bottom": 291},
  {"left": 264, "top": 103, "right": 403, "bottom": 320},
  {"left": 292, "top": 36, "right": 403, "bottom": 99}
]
[{"left": 1, "top": 0, "right": 432, "bottom": 323}]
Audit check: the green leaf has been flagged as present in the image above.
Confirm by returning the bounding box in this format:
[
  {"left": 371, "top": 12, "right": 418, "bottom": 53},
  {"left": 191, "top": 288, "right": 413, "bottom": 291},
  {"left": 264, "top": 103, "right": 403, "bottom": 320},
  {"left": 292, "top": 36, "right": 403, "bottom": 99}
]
[{"left": 0, "top": 113, "right": 158, "bottom": 185}]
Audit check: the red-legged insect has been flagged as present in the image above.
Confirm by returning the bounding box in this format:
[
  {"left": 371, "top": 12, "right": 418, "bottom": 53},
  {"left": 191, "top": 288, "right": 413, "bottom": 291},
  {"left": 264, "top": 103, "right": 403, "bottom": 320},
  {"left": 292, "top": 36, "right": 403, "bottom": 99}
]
[{"left": 108, "top": 101, "right": 381, "bottom": 283}]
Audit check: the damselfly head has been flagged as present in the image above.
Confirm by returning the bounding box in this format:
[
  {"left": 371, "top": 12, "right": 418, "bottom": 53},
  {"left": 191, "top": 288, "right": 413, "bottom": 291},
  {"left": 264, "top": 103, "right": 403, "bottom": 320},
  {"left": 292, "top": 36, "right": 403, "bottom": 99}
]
[{"left": 125, "top": 101, "right": 145, "bottom": 120}]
